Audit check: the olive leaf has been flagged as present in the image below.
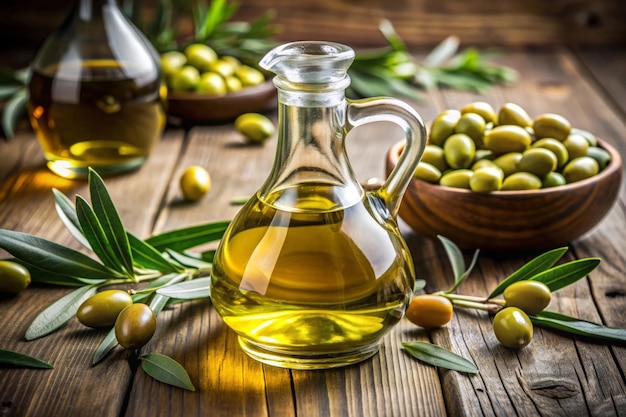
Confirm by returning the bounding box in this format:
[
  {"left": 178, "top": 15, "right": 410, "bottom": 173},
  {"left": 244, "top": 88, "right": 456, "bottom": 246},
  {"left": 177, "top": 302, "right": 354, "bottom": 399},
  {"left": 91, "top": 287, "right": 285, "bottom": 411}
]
[
  {"left": 438, "top": 235, "right": 480, "bottom": 294},
  {"left": 402, "top": 341, "right": 478, "bottom": 374},
  {"left": 0, "top": 349, "right": 53, "bottom": 369},
  {"left": 92, "top": 328, "right": 119, "bottom": 365},
  {"left": 164, "top": 249, "right": 212, "bottom": 270},
  {"left": 25, "top": 284, "right": 99, "bottom": 340},
  {"left": 10, "top": 259, "right": 105, "bottom": 287},
  {"left": 530, "top": 258, "right": 601, "bottom": 292},
  {"left": 145, "top": 220, "right": 230, "bottom": 252},
  {"left": 488, "top": 247, "right": 568, "bottom": 298},
  {"left": 140, "top": 353, "right": 196, "bottom": 391},
  {"left": 413, "top": 279, "right": 427, "bottom": 293},
  {"left": 531, "top": 311, "right": 626, "bottom": 343},
  {"left": 52, "top": 188, "right": 92, "bottom": 250},
  {"left": 156, "top": 278, "right": 211, "bottom": 300},
  {"left": 88, "top": 168, "right": 134, "bottom": 277},
  {"left": 127, "top": 233, "right": 183, "bottom": 273},
  {"left": 0, "top": 229, "right": 125, "bottom": 280}
]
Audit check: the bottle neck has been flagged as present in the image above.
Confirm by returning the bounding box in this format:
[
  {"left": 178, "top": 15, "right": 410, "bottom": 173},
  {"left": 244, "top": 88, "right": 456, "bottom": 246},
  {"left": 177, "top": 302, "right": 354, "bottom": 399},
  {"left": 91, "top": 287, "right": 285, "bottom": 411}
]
[
  {"left": 259, "top": 85, "right": 363, "bottom": 210},
  {"left": 76, "top": 0, "right": 118, "bottom": 20}
]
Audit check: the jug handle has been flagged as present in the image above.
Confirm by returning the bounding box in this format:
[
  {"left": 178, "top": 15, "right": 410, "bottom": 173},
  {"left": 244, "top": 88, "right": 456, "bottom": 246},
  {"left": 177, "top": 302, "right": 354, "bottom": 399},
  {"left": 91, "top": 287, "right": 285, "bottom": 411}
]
[{"left": 346, "top": 97, "right": 427, "bottom": 217}]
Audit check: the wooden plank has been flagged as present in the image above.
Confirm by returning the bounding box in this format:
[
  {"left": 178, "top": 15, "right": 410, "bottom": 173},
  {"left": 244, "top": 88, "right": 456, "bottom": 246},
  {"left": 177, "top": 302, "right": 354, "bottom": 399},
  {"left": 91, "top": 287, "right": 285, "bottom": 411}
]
[
  {"left": 0, "top": 131, "right": 185, "bottom": 417},
  {"left": 576, "top": 47, "right": 626, "bottom": 118}
]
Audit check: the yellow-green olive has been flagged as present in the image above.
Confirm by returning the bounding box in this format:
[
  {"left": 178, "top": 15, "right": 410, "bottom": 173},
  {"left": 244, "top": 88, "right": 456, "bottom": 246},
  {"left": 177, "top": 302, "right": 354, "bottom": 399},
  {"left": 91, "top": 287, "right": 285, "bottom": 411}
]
[
  {"left": 531, "top": 138, "right": 569, "bottom": 168},
  {"left": 493, "top": 307, "right": 533, "bottom": 348},
  {"left": 0, "top": 260, "right": 31, "bottom": 294},
  {"left": 471, "top": 159, "right": 499, "bottom": 171},
  {"left": 184, "top": 43, "right": 218, "bottom": 72},
  {"left": 475, "top": 149, "right": 494, "bottom": 162},
  {"left": 439, "top": 169, "right": 473, "bottom": 189},
  {"left": 160, "top": 51, "right": 187, "bottom": 78},
  {"left": 518, "top": 148, "right": 558, "bottom": 178},
  {"left": 563, "top": 134, "right": 589, "bottom": 160},
  {"left": 235, "top": 113, "right": 275, "bottom": 144},
  {"left": 224, "top": 75, "right": 243, "bottom": 93},
  {"left": 115, "top": 304, "right": 157, "bottom": 350},
  {"left": 209, "top": 59, "right": 236, "bottom": 78},
  {"left": 498, "top": 102, "right": 532, "bottom": 127},
  {"left": 169, "top": 65, "right": 201, "bottom": 92},
  {"left": 533, "top": 113, "right": 571, "bottom": 141},
  {"left": 234, "top": 65, "right": 265, "bottom": 87},
  {"left": 542, "top": 172, "right": 567, "bottom": 188},
  {"left": 483, "top": 125, "right": 532, "bottom": 154},
  {"left": 443, "top": 133, "right": 476, "bottom": 169},
  {"left": 460, "top": 101, "right": 497, "bottom": 125},
  {"left": 571, "top": 127, "right": 597, "bottom": 147},
  {"left": 196, "top": 72, "right": 227, "bottom": 95},
  {"left": 180, "top": 166, "right": 212, "bottom": 201},
  {"left": 421, "top": 144, "right": 448, "bottom": 172},
  {"left": 562, "top": 156, "right": 599, "bottom": 183},
  {"left": 76, "top": 290, "right": 133, "bottom": 328},
  {"left": 414, "top": 162, "right": 442, "bottom": 183},
  {"left": 493, "top": 152, "right": 523, "bottom": 177},
  {"left": 501, "top": 172, "right": 542, "bottom": 190},
  {"left": 503, "top": 280, "right": 552, "bottom": 315},
  {"left": 469, "top": 166, "right": 504, "bottom": 192},
  {"left": 586, "top": 146, "right": 611, "bottom": 170},
  {"left": 455, "top": 112, "right": 486, "bottom": 146},
  {"left": 429, "top": 110, "right": 461, "bottom": 146}
]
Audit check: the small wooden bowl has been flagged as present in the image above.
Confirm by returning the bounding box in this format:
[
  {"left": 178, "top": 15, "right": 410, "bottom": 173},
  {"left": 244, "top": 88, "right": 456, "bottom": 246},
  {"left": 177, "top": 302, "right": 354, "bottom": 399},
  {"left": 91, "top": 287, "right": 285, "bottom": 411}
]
[
  {"left": 386, "top": 138, "right": 622, "bottom": 254},
  {"left": 167, "top": 80, "right": 277, "bottom": 122}
]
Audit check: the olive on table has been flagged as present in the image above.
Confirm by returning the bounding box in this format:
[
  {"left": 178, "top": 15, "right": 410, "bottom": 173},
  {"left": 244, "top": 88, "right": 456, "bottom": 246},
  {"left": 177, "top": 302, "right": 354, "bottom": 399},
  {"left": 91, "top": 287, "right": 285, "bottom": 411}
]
[
  {"left": 235, "top": 113, "right": 275, "bottom": 144},
  {"left": 503, "top": 280, "right": 552, "bottom": 315},
  {"left": 115, "top": 303, "right": 157, "bottom": 350},
  {"left": 492, "top": 307, "right": 533, "bottom": 348},
  {"left": 405, "top": 294, "right": 454, "bottom": 329},
  {"left": 76, "top": 289, "right": 133, "bottom": 328},
  {"left": 0, "top": 260, "right": 31, "bottom": 294},
  {"left": 180, "top": 166, "right": 212, "bottom": 202}
]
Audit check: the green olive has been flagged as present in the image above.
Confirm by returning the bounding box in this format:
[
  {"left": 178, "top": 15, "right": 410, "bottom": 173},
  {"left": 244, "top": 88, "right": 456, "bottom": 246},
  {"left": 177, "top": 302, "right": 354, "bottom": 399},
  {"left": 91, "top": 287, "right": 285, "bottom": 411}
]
[
  {"left": 493, "top": 152, "right": 523, "bottom": 177},
  {"left": 421, "top": 144, "right": 448, "bottom": 172},
  {"left": 443, "top": 133, "right": 476, "bottom": 169},
  {"left": 460, "top": 101, "right": 497, "bottom": 125},
  {"left": 469, "top": 166, "right": 503, "bottom": 192},
  {"left": 497, "top": 102, "right": 532, "bottom": 128},
  {"left": 429, "top": 110, "right": 461, "bottom": 146},
  {"left": 501, "top": 172, "right": 542, "bottom": 190},
  {"left": 439, "top": 169, "right": 473, "bottom": 189},
  {"left": 471, "top": 159, "right": 499, "bottom": 171},
  {"left": 542, "top": 172, "right": 567, "bottom": 188},
  {"left": 184, "top": 43, "right": 218, "bottom": 72},
  {"left": 196, "top": 72, "right": 227, "bottom": 95},
  {"left": 76, "top": 289, "right": 133, "bottom": 328},
  {"left": 503, "top": 280, "right": 552, "bottom": 315},
  {"left": 518, "top": 147, "right": 558, "bottom": 177},
  {"left": 483, "top": 125, "right": 532, "bottom": 154},
  {"left": 169, "top": 65, "right": 201, "bottom": 92},
  {"left": 160, "top": 51, "right": 187, "bottom": 77},
  {"left": 563, "top": 134, "right": 589, "bottom": 160},
  {"left": 234, "top": 65, "right": 265, "bottom": 87},
  {"left": 209, "top": 59, "right": 236, "bottom": 78},
  {"left": 533, "top": 113, "right": 571, "bottom": 141},
  {"left": 180, "top": 166, "right": 212, "bottom": 201},
  {"left": 220, "top": 55, "right": 241, "bottom": 69},
  {"left": 531, "top": 138, "right": 569, "bottom": 168},
  {"left": 475, "top": 149, "right": 494, "bottom": 162},
  {"left": 455, "top": 112, "right": 486, "bottom": 146},
  {"left": 586, "top": 146, "right": 611, "bottom": 170},
  {"left": 562, "top": 156, "right": 599, "bottom": 183},
  {"left": 235, "top": 113, "right": 275, "bottom": 144},
  {"left": 115, "top": 304, "right": 157, "bottom": 350},
  {"left": 224, "top": 75, "right": 243, "bottom": 93},
  {"left": 0, "top": 260, "right": 31, "bottom": 294},
  {"left": 493, "top": 307, "right": 533, "bottom": 348},
  {"left": 571, "top": 127, "right": 597, "bottom": 147},
  {"left": 414, "top": 162, "right": 442, "bottom": 183}
]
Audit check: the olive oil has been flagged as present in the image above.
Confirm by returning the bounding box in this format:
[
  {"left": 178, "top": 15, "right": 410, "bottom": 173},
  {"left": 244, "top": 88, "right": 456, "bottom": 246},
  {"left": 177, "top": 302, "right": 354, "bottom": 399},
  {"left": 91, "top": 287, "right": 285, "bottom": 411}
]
[
  {"left": 28, "top": 60, "right": 165, "bottom": 178},
  {"left": 211, "top": 185, "right": 415, "bottom": 368}
]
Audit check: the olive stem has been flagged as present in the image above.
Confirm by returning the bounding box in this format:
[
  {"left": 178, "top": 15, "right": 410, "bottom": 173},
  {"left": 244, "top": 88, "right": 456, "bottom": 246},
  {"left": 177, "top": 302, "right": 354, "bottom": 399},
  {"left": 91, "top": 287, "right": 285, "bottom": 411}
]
[
  {"left": 448, "top": 298, "right": 502, "bottom": 313},
  {"left": 441, "top": 292, "right": 506, "bottom": 306}
]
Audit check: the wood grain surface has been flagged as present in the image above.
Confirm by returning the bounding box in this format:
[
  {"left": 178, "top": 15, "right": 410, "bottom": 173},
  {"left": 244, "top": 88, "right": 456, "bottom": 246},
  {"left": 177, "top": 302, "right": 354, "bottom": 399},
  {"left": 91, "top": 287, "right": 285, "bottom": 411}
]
[{"left": 1, "top": 46, "right": 625, "bottom": 417}]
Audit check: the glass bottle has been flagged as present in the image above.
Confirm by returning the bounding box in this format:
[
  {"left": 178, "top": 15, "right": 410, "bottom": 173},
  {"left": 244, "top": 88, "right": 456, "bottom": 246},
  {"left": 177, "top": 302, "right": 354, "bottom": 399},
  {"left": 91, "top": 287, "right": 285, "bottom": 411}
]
[
  {"left": 211, "top": 41, "right": 427, "bottom": 369},
  {"left": 27, "top": 0, "right": 165, "bottom": 179}
]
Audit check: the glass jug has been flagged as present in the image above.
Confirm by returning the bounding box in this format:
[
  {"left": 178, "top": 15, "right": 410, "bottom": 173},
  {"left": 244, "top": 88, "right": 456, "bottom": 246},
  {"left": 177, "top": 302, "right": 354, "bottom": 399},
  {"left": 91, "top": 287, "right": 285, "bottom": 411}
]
[
  {"left": 211, "top": 41, "right": 426, "bottom": 369},
  {"left": 27, "top": 0, "right": 166, "bottom": 179}
]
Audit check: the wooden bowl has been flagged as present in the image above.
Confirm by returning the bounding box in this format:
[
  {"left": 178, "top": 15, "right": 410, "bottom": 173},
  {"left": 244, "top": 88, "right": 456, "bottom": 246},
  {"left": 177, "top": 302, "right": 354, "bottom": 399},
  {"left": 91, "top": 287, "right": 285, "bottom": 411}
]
[
  {"left": 386, "top": 138, "right": 622, "bottom": 254},
  {"left": 167, "top": 80, "right": 277, "bottom": 122}
]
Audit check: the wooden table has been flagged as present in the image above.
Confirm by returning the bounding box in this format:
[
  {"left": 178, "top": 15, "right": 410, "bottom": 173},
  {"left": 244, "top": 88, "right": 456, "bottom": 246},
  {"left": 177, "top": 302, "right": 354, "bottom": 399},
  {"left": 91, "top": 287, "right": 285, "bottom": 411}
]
[{"left": 1, "top": 46, "right": 625, "bottom": 417}]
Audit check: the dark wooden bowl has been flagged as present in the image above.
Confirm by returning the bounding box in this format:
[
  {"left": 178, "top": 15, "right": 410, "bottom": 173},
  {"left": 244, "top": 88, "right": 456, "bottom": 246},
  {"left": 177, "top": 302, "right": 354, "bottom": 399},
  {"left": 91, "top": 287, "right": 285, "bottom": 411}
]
[
  {"left": 167, "top": 80, "right": 277, "bottom": 122},
  {"left": 386, "top": 138, "right": 623, "bottom": 254}
]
